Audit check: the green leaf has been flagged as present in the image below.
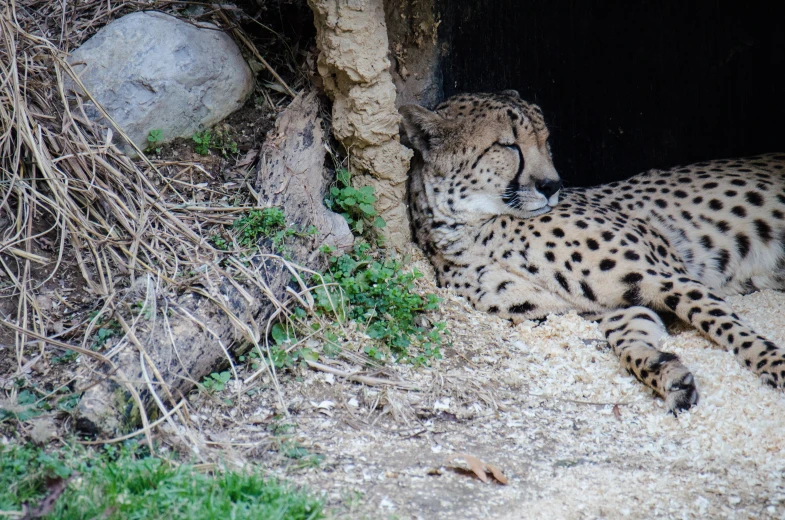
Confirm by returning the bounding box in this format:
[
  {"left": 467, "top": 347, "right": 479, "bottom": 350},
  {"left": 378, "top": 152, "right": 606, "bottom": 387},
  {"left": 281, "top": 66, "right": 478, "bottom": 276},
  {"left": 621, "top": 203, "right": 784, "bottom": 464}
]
[
  {"left": 342, "top": 197, "right": 356, "bottom": 207},
  {"left": 271, "top": 323, "right": 291, "bottom": 345},
  {"left": 56, "top": 393, "right": 81, "bottom": 412},
  {"left": 373, "top": 217, "right": 386, "bottom": 228},
  {"left": 357, "top": 185, "right": 375, "bottom": 197},
  {"left": 302, "top": 349, "right": 319, "bottom": 362},
  {"left": 358, "top": 203, "right": 376, "bottom": 215},
  {"left": 336, "top": 168, "right": 351, "bottom": 186},
  {"left": 358, "top": 193, "right": 377, "bottom": 204},
  {"left": 17, "top": 390, "right": 36, "bottom": 405},
  {"left": 147, "top": 129, "right": 162, "bottom": 143}
]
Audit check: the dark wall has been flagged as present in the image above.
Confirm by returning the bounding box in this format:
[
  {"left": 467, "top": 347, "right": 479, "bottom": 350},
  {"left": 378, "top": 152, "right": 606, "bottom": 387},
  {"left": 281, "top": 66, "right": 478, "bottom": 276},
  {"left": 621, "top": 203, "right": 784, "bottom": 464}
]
[{"left": 438, "top": 1, "right": 785, "bottom": 186}]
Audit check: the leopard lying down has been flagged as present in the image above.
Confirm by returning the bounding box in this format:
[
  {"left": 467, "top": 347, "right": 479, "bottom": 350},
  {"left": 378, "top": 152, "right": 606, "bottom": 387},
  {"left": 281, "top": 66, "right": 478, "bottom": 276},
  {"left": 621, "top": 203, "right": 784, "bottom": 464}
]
[{"left": 400, "top": 91, "right": 785, "bottom": 413}]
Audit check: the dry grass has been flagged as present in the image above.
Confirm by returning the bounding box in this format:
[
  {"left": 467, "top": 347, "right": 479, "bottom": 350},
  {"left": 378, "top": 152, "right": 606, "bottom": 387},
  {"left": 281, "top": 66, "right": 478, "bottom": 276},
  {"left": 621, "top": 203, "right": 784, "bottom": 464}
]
[
  {"left": 0, "top": 0, "right": 312, "bottom": 454},
  {"left": 0, "top": 0, "right": 425, "bottom": 462}
]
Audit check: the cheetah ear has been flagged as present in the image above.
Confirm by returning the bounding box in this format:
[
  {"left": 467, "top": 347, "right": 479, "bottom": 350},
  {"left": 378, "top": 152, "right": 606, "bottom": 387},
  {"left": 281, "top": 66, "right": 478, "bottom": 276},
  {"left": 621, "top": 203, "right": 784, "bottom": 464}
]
[
  {"left": 399, "top": 104, "right": 446, "bottom": 156},
  {"left": 500, "top": 89, "right": 520, "bottom": 98}
]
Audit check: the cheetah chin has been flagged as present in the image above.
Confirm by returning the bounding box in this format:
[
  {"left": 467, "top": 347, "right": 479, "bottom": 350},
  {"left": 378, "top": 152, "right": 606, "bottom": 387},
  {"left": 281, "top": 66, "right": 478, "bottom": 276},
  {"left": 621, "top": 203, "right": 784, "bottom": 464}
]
[{"left": 401, "top": 90, "right": 785, "bottom": 414}]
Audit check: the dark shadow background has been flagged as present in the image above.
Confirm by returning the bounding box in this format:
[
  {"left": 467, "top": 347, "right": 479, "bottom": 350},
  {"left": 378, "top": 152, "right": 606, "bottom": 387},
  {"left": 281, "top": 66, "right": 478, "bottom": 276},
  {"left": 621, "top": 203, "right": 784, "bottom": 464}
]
[{"left": 437, "top": 0, "right": 785, "bottom": 186}]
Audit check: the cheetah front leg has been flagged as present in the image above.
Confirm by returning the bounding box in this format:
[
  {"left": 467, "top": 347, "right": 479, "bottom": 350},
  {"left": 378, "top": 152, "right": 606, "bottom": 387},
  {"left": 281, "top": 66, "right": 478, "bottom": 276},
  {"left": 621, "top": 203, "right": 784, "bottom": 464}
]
[
  {"left": 652, "top": 277, "right": 785, "bottom": 389},
  {"left": 599, "top": 307, "right": 699, "bottom": 413}
]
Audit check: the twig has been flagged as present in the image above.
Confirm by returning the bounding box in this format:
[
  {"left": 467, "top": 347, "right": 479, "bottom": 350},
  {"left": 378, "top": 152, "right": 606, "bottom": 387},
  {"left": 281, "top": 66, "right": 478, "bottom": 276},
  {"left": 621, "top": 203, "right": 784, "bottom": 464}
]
[{"left": 305, "top": 359, "right": 419, "bottom": 390}]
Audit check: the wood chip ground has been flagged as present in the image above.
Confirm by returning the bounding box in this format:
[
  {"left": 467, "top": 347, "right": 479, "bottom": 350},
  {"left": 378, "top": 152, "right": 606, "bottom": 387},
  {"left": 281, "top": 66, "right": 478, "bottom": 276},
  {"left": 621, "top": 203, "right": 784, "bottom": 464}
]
[{"left": 189, "top": 256, "right": 785, "bottom": 519}]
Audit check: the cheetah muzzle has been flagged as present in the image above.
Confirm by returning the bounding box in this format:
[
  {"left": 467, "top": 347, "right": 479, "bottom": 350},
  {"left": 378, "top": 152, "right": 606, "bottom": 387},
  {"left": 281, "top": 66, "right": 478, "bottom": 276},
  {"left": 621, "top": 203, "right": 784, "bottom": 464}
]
[{"left": 401, "top": 91, "right": 785, "bottom": 414}]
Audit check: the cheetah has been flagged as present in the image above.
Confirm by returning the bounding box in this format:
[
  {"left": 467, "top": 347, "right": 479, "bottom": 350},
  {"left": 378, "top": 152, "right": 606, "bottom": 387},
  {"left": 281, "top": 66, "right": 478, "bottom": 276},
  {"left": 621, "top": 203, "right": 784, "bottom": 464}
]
[{"left": 400, "top": 91, "right": 785, "bottom": 412}]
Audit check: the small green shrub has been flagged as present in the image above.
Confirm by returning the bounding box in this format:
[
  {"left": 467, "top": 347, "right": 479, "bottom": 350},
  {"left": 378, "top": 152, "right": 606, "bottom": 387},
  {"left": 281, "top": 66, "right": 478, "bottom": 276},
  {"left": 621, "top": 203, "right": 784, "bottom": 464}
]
[
  {"left": 146, "top": 129, "right": 163, "bottom": 154},
  {"left": 232, "top": 207, "right": 315, "bottom": 253},
  {"left": 207, "top": 171, "right": 447, "bottom": 365},
  {"left": 192, "top": 130, "right": 212, "bottom": 155},
  {"left": 311, "top": 243, "right": 445, "bottom": 364},
  {"left": 201, "top": 371, "right": 232, "bottom": 394},
  {"left": 210, "top": 233, "right": 229, "bottom": 251},
  {"left": 324, "top": 168, "right": 385, "bottom": 237},
  {"left": 50, "top": 349, "right": 78, "bottom": 364},
  {"left": 213, "top": 128, "right": 239, "bottom": 156},
  {"left": 192, "top": 129, "right": 239, "bottom": 156},
  {"left": 264, "top": 321, "right": 320, "bottom": 369}
]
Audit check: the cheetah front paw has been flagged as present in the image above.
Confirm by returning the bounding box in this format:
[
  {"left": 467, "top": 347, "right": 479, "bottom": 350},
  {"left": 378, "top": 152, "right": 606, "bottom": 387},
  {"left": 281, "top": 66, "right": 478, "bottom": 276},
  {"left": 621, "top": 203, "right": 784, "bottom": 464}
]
[{"left": 664, "top": 372, "right": 699, "bottom": 414}]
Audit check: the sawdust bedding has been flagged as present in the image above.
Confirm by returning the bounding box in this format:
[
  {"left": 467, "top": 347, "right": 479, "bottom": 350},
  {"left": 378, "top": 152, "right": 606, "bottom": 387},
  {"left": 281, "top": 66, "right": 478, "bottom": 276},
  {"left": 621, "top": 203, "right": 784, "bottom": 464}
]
[{"left": 191, "top": 257, "right": 785, "bottom": 519}]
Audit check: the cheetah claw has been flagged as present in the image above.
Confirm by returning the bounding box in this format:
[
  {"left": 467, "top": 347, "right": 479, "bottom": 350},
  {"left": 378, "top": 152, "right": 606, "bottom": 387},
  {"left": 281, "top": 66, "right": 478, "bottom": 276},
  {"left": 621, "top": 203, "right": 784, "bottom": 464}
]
[{"left": 665, "top": 373, "right": 699, "bottom": 415}]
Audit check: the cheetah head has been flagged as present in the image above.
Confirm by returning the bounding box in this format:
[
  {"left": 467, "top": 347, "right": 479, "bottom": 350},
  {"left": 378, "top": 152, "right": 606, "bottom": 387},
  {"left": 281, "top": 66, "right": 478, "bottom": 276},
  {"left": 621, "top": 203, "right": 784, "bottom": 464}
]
[{"left": 401, "top": 91, "right": 561, "bottom": 224}]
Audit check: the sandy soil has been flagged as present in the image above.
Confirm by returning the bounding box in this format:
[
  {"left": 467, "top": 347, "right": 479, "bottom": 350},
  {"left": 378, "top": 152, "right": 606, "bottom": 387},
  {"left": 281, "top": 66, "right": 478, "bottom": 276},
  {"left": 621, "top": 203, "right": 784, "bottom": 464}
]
[{"left": 188, "top": 258, "right": 785, "bottom": 520}]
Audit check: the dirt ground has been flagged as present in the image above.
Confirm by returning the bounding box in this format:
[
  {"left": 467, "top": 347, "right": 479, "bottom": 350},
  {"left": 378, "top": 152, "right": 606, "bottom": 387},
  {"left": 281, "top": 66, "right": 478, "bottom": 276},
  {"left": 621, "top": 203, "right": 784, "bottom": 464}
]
[{"left": 186, "top": 255, "right": 785, "bottom": 520}]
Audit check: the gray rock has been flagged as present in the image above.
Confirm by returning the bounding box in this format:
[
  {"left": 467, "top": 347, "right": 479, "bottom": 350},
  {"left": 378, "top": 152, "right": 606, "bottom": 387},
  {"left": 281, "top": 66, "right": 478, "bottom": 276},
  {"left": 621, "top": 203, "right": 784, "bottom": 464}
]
[{"left": 67, "top": 11, "right": 254, "bottom": 155}]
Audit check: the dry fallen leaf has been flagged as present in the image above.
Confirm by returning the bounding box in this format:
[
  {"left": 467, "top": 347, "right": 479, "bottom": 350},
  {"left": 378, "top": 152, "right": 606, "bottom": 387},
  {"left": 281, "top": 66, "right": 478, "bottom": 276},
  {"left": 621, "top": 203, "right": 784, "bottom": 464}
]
[
  {"left": 445, "top": 453, "right": 508, "bottom": 485},
  {"left": 612, "top": 404, "right": 622, "bottom": 422},
  {"left": 234, "top": 150, "right": 258, "bottom": 170}
]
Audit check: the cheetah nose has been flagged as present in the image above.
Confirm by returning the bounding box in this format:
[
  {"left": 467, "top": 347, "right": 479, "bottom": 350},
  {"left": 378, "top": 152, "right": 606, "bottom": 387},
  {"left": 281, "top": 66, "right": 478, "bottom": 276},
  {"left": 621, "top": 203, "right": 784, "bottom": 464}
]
[{"left": 535, "top": 179, "right": 562, "bottom": 199}]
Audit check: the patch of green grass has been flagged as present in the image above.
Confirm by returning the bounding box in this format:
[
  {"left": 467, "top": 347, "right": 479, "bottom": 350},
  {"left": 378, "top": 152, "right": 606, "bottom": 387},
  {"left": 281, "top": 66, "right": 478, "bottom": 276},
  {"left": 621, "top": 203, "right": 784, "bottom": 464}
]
[
  {"left": 0, "top": 444, "right": 324, "bottom": 520},
  {"left": 324, "top": 168, "right": 386, "bottom": 237}
]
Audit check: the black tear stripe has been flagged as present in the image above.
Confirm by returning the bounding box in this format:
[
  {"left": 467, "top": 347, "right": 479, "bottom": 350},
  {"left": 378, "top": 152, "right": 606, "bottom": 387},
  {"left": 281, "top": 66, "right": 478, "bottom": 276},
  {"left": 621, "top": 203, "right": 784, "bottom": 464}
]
[{"left": 512, "top": 143, "right": 525, "bottom": 179}]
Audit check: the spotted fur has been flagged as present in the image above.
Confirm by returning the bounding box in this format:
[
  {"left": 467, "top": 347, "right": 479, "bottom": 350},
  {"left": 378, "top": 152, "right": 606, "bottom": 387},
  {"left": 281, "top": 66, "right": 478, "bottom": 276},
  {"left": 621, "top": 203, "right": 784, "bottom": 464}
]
[{"left": 401, "top": 91, "right": 785, "bottom": 412}]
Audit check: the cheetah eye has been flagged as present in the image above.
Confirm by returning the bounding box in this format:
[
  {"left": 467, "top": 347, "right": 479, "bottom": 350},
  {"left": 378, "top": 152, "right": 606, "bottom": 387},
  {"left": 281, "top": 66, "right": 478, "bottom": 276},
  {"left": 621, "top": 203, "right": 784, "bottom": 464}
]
[{"left": 496, "top": 142, "right": 524, "bottom": 175}]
